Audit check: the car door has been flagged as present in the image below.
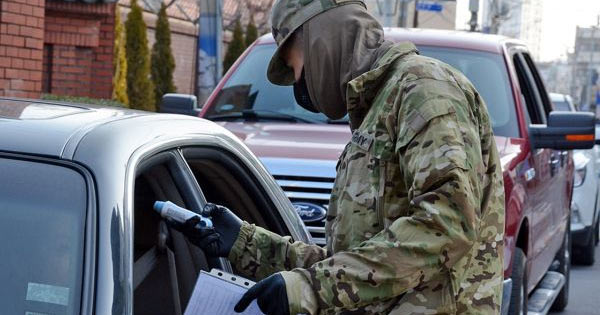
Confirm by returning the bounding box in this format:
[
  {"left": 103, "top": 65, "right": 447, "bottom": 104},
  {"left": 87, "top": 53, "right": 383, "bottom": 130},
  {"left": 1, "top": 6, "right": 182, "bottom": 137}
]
[
  {"left": 511, "top": 50, "right": 558, "bottom": 292},
  {"left": 521, "top": 52, "right": 573, "bottom": 243}
]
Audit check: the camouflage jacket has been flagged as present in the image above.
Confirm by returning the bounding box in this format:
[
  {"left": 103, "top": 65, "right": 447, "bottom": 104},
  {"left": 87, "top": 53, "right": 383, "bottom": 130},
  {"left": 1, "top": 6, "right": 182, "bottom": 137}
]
[{"left": 229, "top": 42, "right": 505, "bottom": 314}]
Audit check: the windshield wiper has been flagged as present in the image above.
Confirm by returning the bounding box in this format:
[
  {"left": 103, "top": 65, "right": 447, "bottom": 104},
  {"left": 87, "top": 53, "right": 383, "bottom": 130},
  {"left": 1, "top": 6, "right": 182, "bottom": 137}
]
[{"left": 207, "top": 109, "right": 320, "bottom": 124}]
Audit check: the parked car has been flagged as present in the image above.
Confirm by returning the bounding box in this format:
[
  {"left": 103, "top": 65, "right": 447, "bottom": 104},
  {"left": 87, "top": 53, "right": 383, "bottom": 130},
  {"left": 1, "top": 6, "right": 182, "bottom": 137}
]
[
  {"left": 199, "top": 29, "right": 597, "bottom": 314},
  {"left": 0, "top": 98, "right": 311, "bottom": 314},
  {"left": 551, "top": 93, "right": 600, "bottom": 265}
]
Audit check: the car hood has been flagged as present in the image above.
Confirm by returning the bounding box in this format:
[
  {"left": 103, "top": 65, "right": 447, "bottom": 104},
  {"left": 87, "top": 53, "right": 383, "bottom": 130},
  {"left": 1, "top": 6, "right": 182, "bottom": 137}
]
[
  {"left": 220, "top": 122, "right": 519, "bottom": 174},
  {"left": 217, "top": 122, "right": 351, "bottom": 161}
]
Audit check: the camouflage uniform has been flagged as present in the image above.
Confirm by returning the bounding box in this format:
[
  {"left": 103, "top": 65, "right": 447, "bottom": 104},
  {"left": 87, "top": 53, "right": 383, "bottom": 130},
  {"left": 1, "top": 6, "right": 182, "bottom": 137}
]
[{"left": 229, "top": 1, "right": 505, "bottom": 314}]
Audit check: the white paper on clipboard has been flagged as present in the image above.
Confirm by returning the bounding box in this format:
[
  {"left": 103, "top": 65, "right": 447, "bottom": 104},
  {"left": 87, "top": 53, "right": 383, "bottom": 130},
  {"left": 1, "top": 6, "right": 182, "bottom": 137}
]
[{"left": 184, "top": 269, "right": 264, "bottom": 315}]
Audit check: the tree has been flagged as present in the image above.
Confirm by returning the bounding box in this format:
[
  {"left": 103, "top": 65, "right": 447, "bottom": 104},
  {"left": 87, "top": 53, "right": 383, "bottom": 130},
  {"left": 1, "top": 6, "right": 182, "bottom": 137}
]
[
  {"left": 125, "top": 0, "right": 156, "bottom": 111},
  {"left": 245, "top": 16, "right": 258, "bottom": 47},
  {"left": 112, "top": 5, "right": 129, "bottom": 106},
  {"left": 151, "top": 3, "right": 176, "bottom": 106},
  {"left": 223, "top": 20, "right": 246, "bottom": 75}
]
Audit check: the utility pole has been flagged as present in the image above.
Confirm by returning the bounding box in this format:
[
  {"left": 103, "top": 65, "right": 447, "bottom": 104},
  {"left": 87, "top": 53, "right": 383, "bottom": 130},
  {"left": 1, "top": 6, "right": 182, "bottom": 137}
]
[
  {"left": 469, "top": 0, "right": 479, "bottom": 32},
  {"left": 413, "top": 0, "right": 419, "bottom": 28},
  {"left": 196, "top": 0, "right": 223, "bottom": 104},
  {"left": 587, "top": 17, "right": 600, "bottom": 110},
  {"left": 398, "top": 0, "right": 409, "bottom": 27},
  {"left": 383, "top": 0, "right": 395, "bottom": 27}
]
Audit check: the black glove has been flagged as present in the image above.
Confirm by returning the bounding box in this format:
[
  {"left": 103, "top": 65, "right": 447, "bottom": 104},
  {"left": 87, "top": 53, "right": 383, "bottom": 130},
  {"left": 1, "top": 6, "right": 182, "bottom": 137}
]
[
  {"left": 167, "top": 203, "right": 242, "bottom": 257},
  {"left": 234, "top": 273, "right": 290, "bottom": 315}
]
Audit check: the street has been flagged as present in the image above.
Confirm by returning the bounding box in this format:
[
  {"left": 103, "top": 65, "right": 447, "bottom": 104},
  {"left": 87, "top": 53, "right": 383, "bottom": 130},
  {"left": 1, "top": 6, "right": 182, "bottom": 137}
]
[{"left": 551, "top": 245, "right": 600, "bottom": 315}]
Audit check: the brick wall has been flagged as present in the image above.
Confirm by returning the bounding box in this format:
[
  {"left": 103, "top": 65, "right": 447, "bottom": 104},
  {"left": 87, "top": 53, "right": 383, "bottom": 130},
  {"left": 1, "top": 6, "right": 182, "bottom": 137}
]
[
  {"left": 1, "top": 1, "right": 195, "bottom": 100},
  {"left": 44, "top": 1, "right": 115, "bottom": 99},
  {"left": 0, "top": 0, "right": 45, "bottom": 98}
]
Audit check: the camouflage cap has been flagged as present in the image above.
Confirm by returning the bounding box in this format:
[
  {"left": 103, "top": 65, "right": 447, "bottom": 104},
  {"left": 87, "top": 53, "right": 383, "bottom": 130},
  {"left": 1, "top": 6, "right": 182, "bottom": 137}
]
[{"left": 267, "top": 0, "right": 366, "bottom": 86}]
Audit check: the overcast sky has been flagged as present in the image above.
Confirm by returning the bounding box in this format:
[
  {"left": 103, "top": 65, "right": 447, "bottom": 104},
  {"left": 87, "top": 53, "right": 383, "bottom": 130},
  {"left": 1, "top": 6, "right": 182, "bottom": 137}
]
[{"left": 456, "top": 0, "right": 600, "bottom": 61}]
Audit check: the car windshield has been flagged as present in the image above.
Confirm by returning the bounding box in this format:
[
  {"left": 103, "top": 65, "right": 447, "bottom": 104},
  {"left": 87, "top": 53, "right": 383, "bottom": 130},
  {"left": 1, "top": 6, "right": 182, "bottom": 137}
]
[
  {"left": 0, "top": 158, "right": 87, "bottom": 315},
  {"left": 206, "top": 43, "right": 518, "bottom": 138}
]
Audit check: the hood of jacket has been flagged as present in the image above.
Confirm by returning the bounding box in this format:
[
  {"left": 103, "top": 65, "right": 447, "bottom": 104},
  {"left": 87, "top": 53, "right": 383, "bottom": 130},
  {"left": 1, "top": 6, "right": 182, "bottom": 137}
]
[{"left": 302, "top": 4, "right": 393, "bottom": 120}]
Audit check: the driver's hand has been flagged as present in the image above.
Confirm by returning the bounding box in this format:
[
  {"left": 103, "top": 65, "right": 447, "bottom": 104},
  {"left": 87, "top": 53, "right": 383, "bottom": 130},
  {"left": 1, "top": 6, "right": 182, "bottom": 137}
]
[{"left": 167, "top": 203, "right": 242, "bottom": 257}]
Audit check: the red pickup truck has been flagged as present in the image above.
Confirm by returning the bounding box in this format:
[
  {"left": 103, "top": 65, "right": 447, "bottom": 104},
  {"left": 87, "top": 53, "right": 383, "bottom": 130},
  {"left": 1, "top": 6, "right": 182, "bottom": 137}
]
[{"left": 198, "top": 29, "right": 596, "bottom": 314}]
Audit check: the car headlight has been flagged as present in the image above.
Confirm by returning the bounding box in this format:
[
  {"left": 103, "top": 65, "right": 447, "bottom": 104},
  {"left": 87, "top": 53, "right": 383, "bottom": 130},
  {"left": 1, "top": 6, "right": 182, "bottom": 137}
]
[
  {"left": 573, "top": 152, "right": 589, "bottom": 187},
  {"left": 574, "top": 167, "right": 587, "bottom": 187}
]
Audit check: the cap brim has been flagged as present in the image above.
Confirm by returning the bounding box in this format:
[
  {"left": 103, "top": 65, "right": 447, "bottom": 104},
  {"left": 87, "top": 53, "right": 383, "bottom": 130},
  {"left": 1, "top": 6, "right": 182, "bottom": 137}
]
[{"left": 267, "top": 36, "right": 296, "bottom": 86}]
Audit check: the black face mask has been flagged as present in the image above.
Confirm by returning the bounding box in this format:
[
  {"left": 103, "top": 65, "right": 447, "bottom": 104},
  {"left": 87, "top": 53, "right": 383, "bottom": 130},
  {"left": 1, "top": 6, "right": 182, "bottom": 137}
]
[{"left": 293, "top": 70, "right": 318, "bottom": 113}]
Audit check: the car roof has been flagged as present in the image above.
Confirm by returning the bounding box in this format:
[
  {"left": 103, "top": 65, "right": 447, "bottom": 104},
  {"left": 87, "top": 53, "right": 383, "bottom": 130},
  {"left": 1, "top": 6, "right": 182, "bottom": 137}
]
[
  {"left": 256, "top": 27, "right": 524, "bottom": 54},
  {"left": 0, "top": 98, "right": 225, "bottom": 159}
]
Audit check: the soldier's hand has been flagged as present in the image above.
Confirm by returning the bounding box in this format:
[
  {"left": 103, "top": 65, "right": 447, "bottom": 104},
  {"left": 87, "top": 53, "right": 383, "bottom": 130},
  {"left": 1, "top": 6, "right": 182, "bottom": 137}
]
[
  {"left": 234, "top": 273, "right": 289, "bottom": 315},
  {"left": 167, "top": 203, "right": 242, "bottom": 257}
]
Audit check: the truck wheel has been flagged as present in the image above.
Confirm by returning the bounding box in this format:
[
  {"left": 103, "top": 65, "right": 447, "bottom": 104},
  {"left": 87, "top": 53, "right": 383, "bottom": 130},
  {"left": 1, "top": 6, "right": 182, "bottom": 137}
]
[
  {"left": 551, "top": 222, "right": 570, "bottom": 311},
  {"left": 508, "top": 248, "right": 527, "bottom": 315},
  {"left": 595, "top": 219, "right": 599, "bottom": 246},
  {"left": 574, "top": 228, "right": 596, "bottom": 266}
]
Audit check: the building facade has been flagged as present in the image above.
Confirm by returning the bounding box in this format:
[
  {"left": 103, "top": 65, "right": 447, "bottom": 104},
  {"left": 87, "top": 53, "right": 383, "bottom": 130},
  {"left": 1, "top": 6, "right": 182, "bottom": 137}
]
[
  {"left": 570, "top": 26, "right": 600, "bottom": 111},
  {"left": 537, "top": 61, "right": 573, "bottom": 99},
  {"left": 365, "top": 0, "right": 456, "bottom": 30},
  {"left": 483, "top": 0, "right": 543, "bottom": 61}
]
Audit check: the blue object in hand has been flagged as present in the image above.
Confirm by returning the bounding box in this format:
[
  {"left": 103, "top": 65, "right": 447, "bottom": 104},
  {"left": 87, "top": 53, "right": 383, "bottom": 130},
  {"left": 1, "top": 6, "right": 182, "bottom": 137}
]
[{"left": 153, "top": 201, "right": 213, "bottom": 228}]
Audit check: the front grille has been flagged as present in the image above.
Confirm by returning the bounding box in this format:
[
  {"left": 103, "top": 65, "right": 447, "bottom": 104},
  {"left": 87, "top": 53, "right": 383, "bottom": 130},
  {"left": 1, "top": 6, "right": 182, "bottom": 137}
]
[{"left": 274, "top": 175, "right": 333, "bottom": 245}]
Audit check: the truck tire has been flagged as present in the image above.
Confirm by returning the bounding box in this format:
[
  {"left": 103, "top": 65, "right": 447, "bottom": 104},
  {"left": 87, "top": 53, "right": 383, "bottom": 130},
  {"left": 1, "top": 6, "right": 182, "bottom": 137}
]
[
  {"left": 508, "top": 248, "right": 527, "bottom": 315},
  {"left": 551, "top": 221, "right": 570, "bottom": 311},
  {"left": 575, "top": 228, "right": 595, "bottom": 266},
  {"left": 595, "top": 218, "right": 599, "bottom": 247}
]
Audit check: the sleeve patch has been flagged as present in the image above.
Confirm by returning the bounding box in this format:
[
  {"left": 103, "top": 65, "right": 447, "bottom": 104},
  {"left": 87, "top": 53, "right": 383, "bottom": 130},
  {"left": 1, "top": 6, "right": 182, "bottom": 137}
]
[{"left": 351, "top": 130, "right": 374, "bottom": 151}]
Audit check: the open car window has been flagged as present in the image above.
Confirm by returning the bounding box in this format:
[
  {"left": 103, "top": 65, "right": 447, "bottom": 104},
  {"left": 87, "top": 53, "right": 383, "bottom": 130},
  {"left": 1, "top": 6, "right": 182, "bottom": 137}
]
[
  {"left": 132, "top": 147, "right": 291, "bottom": 314},
  {"left": 133, "top": 150, "right": 211, "bottom": 314},
  {"left": 181, "top": 146, "right": 289, "bottom": 237}
]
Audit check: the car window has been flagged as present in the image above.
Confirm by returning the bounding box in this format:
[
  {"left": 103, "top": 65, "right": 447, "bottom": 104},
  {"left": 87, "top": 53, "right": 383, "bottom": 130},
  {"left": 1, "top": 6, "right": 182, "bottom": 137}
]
[
  {"left": 181, "top": 146, "right": 290, "bottom": 237},
  {"left": 132, "top": 147, "right": 297, "bottom": 311},
  {"left": 0, "top": 157, "right": 87, "bottom": 315},
  {"left": 133, "top": 151, "right": 211, "bottom": 314},
  {"left": 419, "top": 46, "right": 519, "bottom": 138},
  {"left": 521, "top": 53, "right": 553, "bottom": 117},
  {"left": 205, "top": 44, "right": 340, "bottom": 124},
  {"left": 513, "top": 52, "right": 546, "bottom": 125},
  {"left": 206, "top": 43, "right": 519, "bottom": 137}
]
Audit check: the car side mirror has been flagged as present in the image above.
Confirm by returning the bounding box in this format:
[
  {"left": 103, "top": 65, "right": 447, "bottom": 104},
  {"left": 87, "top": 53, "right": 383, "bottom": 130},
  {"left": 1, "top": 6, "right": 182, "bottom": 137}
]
[
  {"left": 159, "top": 94, "right": 201, "bottom": 116},
  {"left": 530, "top": 111, "right": 596, "bottom": 150}
]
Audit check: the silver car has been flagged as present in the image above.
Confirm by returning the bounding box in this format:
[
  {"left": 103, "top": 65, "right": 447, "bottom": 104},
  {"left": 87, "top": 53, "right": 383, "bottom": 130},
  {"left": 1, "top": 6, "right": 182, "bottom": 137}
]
[
  {"left": 551, "top": 93, "right": 600, "bottom": 265},
  {"left": 0, "top": 98, "right": 310, "bottom": 314}
]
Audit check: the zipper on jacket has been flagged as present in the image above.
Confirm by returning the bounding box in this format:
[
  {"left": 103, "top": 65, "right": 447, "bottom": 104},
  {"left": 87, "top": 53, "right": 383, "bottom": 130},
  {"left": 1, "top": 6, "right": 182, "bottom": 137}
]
[{"left": 377, "top": 160, "right": 386, "bottom": 228}]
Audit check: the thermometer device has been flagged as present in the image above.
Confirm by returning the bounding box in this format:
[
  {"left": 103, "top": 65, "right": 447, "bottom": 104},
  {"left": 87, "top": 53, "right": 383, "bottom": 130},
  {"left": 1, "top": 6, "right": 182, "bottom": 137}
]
[{"left": 153, "top": 201, "right": 213, "bottom": 228}]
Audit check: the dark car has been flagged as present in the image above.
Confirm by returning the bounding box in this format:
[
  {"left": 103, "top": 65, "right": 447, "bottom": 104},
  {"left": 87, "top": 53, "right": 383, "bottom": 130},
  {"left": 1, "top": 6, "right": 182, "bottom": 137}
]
[
  {"left": 0, "top": 98, "right": 310, "bottom": 314},
  {"left": 200, "top": 29, "right": 597, "bottom": 314}
]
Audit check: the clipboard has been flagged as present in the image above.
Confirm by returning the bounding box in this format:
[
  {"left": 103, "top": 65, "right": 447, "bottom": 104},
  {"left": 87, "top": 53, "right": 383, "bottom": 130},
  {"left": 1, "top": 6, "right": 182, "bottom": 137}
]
[{"left": 184, "top": 269, "right": 264, "bottom": 315}]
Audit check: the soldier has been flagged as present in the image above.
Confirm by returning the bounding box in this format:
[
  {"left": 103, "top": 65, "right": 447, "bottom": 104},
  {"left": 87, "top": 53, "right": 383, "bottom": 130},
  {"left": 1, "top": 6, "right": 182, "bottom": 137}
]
[{"left": 173, "top": 0, "right": 505, "bottom": 314}]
